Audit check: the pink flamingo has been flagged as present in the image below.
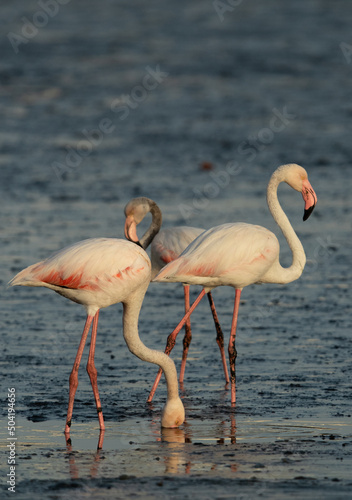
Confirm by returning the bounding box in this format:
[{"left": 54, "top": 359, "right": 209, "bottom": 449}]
[
  {"left": 149, "top": 164, "right": 318, "bottom": 404},
  {"left": 9, "top": 237, "right": 185, "bottom": 434},
  {"left": 124, "top": 197, "right": 229, "bottom": 385}
]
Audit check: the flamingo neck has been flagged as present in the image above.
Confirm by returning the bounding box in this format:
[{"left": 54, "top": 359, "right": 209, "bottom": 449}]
[
  {"left": 266, "top": 170, "right": 306, "bottom": 284},
  {"left": 139, "top": 201, "right": 162, "bottom": 250},
  {"left": 122, "top": 288, "right": 179, "bottom": 401}
]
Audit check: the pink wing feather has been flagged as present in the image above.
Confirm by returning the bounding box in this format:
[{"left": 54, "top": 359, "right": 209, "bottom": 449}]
[
  {"left": 154, "top": 223, "right": 280, "bottom": 289},
  {"left": 10, "top": 238, "right": 150, "bottom": 292}
]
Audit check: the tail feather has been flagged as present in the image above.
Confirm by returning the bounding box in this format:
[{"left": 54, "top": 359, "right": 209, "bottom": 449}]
[
  {"left": 153, "top": 259, "right": 181, "bottom": 282},
  {"left": 9, "top": 261, "right": 44, "bottom": 287}
]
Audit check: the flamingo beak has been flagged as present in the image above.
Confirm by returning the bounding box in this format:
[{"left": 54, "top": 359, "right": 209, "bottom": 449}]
[
  {"left": 302, "top": 179, "right": 317, "bottom": 221},
  {"left": 124, "top": 216, "right": 139, "bottom": 242}
]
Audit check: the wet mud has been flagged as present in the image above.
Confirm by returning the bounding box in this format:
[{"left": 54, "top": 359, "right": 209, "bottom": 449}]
[{"left": 1, "top": 0, "right": 352, "bottom": 498}]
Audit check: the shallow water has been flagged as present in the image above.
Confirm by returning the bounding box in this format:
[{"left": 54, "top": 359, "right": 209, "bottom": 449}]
[
  {"left": 1, "top": 415, "right": 352, "bottom": 498},
  {"left": 1, "top": 0, "right": 352, "bottom": 498}
]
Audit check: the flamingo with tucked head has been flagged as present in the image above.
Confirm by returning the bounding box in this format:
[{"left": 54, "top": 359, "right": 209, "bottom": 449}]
[
  {"left": 149, "top": 164, "right": 317, "bottom": 404},
  {"left": 9, "top": 236, "right": 185, "bottom": 437},
  {"left": 124, "top": 197, "right": 230, "bottom": 388}
]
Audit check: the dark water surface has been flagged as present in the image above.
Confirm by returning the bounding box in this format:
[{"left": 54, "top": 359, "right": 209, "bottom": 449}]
[{"left": 1, "top": 1, "right": 352, "bottom": 498}]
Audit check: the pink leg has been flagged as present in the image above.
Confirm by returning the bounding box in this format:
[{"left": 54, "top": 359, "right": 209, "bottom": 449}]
[
  {"left": 228, "top": 289, "right": 241, "bottom": 406},
  {"left": 86, "top": 311, "right": 105, "bottom": 432},
  {"left": 207, "top": 292, "right": 230, "bottom": 384},
  {"left": 97, "top": 430, "right": 105, "bottom": 451},
  {"left": 65, "top": 315, "right": 94, "bottom": 434},
  {"left": 147, "top": 288, "right": 206, "bottom": 402},
  {"left": 179, "top": 285, "right": 192, "bottom": 383}
]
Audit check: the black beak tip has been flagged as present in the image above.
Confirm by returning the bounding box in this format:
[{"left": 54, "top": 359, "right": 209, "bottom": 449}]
[{"left": 303, "top": 205, "right": 315, "bottom": 221}]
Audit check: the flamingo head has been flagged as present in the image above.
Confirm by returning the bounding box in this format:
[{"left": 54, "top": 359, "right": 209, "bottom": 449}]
[
  {"left": 278, "top": 164, "right": 318, "bottom": 221},
  {"left": 161, "top": 397, "right": 185, "bottom": 428},
  {"left": 124, "top": 197, "right": 162, "bottom": 250},
  {"left": 302, "top": 177, "right": 318, "bottom": 221},
  {"left": 124, "top": 197, "right": 154, "bottom": 243}
]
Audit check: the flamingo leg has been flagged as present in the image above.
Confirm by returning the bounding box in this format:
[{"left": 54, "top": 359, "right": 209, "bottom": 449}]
[
  {"left": 97, "top": 430, "right": 105, "bottom": 451},
  {"left": 207, "top": 292, "right": 230, "bottom": 384},
  {"left": 86, "top": 310, "right": 105, "bottom": 432},
  {"left": 147, "top": 288, "right": 206, "bottom": 402},
  {"left": 179, "top": 285, "right": 192, "bottom": 383},
  {"left": 228, "top": 289, "right": 241, "bottom": 406},
  {"left": 65, "top": 314, "right": 94, "bottom": 434}
]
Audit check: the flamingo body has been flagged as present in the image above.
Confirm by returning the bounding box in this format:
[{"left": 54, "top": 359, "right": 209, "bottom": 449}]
[
  {"left": 10, "top": 238, "right": 151, "bottom": 315},
  {"left": 151, "top": 226, "right": 204, "bottom": 278},
  {"left": 155, "top": 223, "right": 280, "bottom": 290},
  {"left": 154, "top": 164, "right": 317, "bottom": 290}
]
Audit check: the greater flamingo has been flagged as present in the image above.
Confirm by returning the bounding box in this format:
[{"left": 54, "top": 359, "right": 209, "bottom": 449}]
[
  {"left": 9, "top": 237, "right": 185, "bottom": 434},
  {"left": 149, "top": 164, "right": 318, "bottom": 404},
  {"left": 124, "top": 197, "right": 230, "bottom": 387}
]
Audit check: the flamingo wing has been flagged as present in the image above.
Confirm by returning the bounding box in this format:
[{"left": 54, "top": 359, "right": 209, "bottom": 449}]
[
  {"left": 9, "top": 238, "right": 151, "bottom": 308},
  {"left": 151, "top": 226, "right": 204, "bottom": 275},
  {"left": 153, "top": 223, "right": 280, "bottom": 290}
]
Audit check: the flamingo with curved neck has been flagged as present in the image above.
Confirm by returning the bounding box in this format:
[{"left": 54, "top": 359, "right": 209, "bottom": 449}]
[
  {"left": 124, "top": 197, "right": 230, "bottom": 387},
  {"left": 9, "top": 235, "right": 185, "bottom": 437},
  {"left": 151, "top": 164, "right": 318, "bottom": 405}
]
